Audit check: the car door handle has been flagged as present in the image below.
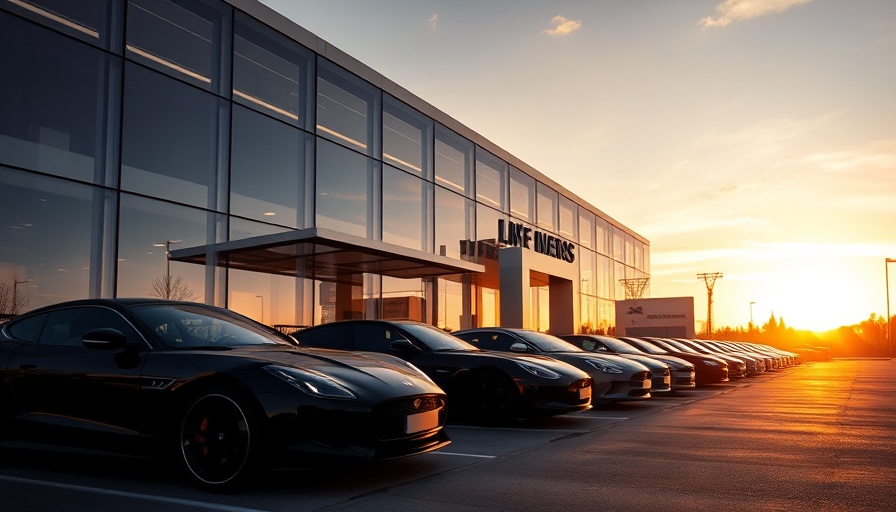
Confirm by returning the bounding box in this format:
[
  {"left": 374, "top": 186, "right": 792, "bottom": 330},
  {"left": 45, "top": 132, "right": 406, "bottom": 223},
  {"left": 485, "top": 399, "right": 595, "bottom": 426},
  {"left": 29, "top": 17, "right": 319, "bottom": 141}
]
[{"left": 19, "top": 363, "right": 37, "bottom": 370}]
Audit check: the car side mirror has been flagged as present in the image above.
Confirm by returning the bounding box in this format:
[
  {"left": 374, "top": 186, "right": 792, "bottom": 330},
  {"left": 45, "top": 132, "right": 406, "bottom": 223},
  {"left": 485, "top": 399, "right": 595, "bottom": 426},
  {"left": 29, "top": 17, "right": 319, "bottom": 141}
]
[
  {"left": 509, "top": 342, "right": 528, "bottom": 353},
  {"left": 390, "top": 339, "right": 420, "bottom": 352},
  {"left": 82, "top": 328, "right": 130, "bottom": 351}
]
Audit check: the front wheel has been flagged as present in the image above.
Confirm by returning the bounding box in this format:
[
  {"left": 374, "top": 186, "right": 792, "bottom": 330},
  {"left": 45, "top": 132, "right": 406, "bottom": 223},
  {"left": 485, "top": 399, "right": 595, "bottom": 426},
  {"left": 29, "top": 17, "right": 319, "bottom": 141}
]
[{"left": 179, "top": 390, "right": 259, "bottom": 491}]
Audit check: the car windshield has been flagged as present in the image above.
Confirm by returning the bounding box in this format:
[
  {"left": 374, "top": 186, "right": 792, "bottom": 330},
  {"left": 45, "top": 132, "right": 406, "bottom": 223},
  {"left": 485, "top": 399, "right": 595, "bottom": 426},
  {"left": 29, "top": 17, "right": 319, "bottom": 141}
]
[
  {"left": 399, "top": 323, "right": 479, "bottom": 352},
  {"left": 624, "top": 338, "right": 667, "bottom": 355},
  {"left": 596, "top": 337, "right": 641, "bottom": 354},
  {"left": 517, "top": 330, "right": 583, "bottom": 353},
  {"left": 131, "top": 304, "right": 291, "bottom": 349}
]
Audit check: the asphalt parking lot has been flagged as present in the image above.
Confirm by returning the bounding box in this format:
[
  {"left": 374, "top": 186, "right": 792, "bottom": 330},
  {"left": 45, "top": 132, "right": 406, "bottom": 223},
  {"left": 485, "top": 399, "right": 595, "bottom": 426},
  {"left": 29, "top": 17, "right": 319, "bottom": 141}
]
[{"left": 1, "top": 359, "right": 894, "bottom": 511}]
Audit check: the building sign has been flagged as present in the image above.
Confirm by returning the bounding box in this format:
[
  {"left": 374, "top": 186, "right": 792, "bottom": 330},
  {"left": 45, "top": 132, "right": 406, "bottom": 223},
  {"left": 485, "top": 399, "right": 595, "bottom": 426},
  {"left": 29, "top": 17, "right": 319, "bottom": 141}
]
[{"left": 497, "top": 219, "right": 575, "bottom": 263}]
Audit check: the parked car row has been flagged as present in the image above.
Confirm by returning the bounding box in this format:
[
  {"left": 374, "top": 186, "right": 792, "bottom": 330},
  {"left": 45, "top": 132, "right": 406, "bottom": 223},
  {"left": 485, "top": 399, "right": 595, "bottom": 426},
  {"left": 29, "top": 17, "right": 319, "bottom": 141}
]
[{"left": 0, "top": 299, "right": 800, "bottom": 492}]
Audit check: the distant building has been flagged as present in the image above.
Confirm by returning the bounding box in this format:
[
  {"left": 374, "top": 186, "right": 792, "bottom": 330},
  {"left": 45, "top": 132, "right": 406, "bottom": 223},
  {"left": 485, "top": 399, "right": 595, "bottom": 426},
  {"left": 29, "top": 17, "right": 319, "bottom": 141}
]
[
  {"left": 0, "top": 0, "right": 648, "bottom": 333},
  {"left": 615, "top": 297, "right": 696, "bottom": 338}
]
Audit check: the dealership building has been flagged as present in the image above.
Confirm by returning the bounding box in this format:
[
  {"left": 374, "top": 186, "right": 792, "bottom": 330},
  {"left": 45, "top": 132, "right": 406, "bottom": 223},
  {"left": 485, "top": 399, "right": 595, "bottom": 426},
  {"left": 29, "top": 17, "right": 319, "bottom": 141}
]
[{"left": 0, "top": 0, "right": 649, "bottom": 334}]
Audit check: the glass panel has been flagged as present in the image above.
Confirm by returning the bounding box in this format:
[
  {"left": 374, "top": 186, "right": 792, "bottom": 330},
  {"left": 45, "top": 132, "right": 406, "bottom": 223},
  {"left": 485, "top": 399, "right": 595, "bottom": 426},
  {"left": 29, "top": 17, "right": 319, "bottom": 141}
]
[
  {"left": 0, "top": 13, "right": 111, "bottom": 183},
  {"left": 228, "top": 269, "right": 303, "bottom": 327},
  {"left": 228, "top": 217, "right": 291, "bottom": 242},
  {"left": 595, "top": 216, "right": 609, "bottom": 255},
  {"left": 475, "top": 204, "right": 504, "bottom": 252},
  {"left": 314, "top": 279, "right": 363, "bottom": 324},
  {"left": 625, "top": 233, "right": 635, "bottom": 266},
  {"left": 382, "top": 276, "right": 425, "bottom": 322},
  {"left": 613, "top": 227, "right": 624, "bottom": 261},
  {"left": 233, "top": 11, "right": 313, "bottom": 129},
  {"left": 4, "top": 0, "right": 110, "bottom": 47},
  {"left": 382, "top": 166, "right": 427, "bottom": 251},
  {"left": 599, "top": 298, "right": 615, "bottom": 335},
  {"left": 121, "top": 63, "right": 223, "bottom": 209},
  {"left": 116, "top": 194, "right": 208, "bottom": 302},
  {"left": 509, "top": 167, "right": 534, "bottom": 222},
  {"left": 383, "top": 95, "right": 432, "bottom": 177},
  {"left": 125, "top": 0, "right": 228, "bottom": 92},
  {"left": 435, "top": 276, "right": 463, "bottom": 332},
  {"left": 579, "top": 249, "right": 595, "bottom": 296},
  {"left": 559, "top": 195, "right": 576, "bottom": 240},
  {"left": 0, "top": 168, "right": 94, "bottom": 313},
  {"left": 317, "top": 59, "right": 380, "bottom": 156},
  {"left": 434, "top": 124, "right": 472, "bottom": 196},
  {"left": 579, "top": 209, "right": 594, "bottom": 250},
  {"left": 597, "top": 254, "right": 612, "bottom": 299},
  {"left": 580, "top": 294, "right": 598, "bottom": 334},
  {"left": 536, "top": 182, "right": 557, "bottom": 232},
  {"left": 434, "top": 186, "right": 473, "bottom": 260},
  {"left": 475, "top": 149, "right": 506, "bottom": 211},
  {"left": 475, "top": 284, "right": 499, "bottom": 328},
  {"left": 315, "top": 139, "right": 376, "bottom": 238},
  {"left": 614, "top": 261, "right": 625, "bottom": 300},
  {"left": 231, "top": 105, "right": 312, "bottom": 228}
]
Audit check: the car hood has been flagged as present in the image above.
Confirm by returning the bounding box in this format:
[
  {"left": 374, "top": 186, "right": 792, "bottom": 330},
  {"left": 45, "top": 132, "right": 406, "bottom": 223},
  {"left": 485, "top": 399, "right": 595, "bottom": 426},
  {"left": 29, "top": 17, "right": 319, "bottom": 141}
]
[
  {"left": 436, "top": 349, "right": 591, "bottom": 381},
  {"left": 160, "top": 345, "right": 444, "bottom": 397},
  {"left": 547, "top": 351, "right": 650, "bottom": 372}
]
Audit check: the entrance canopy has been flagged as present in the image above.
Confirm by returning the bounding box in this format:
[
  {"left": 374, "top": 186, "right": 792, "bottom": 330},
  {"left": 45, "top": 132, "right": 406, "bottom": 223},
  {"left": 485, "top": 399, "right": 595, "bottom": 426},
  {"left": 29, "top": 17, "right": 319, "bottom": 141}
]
[{"left": 168, "top": 227, "right": 484, "bottom": 284}]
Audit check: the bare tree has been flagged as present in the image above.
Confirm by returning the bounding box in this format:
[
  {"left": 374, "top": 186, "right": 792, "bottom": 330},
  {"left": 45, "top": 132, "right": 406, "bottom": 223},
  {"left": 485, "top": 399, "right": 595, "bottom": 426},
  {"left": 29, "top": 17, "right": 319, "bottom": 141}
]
[
  {"left": 147, "top": 274, "right": 198, "bottom": 301},
  {"left": 0, "top": 282, "right": 30, "bottom": 315}
]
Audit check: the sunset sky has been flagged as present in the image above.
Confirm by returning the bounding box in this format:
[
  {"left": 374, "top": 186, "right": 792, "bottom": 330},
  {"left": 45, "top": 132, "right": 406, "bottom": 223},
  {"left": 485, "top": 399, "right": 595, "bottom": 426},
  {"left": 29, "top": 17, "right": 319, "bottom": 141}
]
[{"left": 261, "top": 0, "right": 896, "bottom": 332}]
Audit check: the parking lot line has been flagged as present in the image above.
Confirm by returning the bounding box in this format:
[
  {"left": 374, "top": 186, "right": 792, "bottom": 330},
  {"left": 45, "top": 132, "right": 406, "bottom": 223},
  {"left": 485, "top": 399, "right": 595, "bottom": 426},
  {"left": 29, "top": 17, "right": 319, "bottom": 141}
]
[
  {"left": 429, "top": 452, "right": 496, "bottom": 459},
  {"left": 0, "top": 475, "right": 268, "bottom": 512}
]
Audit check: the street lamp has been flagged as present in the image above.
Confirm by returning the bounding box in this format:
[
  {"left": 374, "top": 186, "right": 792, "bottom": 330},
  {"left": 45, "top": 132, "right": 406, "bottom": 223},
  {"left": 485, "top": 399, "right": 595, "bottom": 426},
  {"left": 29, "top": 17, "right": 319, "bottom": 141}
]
[
  {"left": 749, "top": 301, "right": 756, "bottom": 331},
  {"left": 886, "top": 258, "right": 895, "bottom": 359},
  {"left": 256, "top": 295, "right": 264, "bottom": 324},
  {"left": 153, "top": 240, "right": 181, "bottom": 298}
]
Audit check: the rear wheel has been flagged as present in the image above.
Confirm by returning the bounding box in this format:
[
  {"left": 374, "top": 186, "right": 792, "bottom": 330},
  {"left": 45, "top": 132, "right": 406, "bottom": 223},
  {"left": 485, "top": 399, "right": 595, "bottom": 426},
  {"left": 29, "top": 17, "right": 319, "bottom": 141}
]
[
  {"left": 179, "top": 388, "right": 260, "bottom": 491},
  {"left": 465, "top": 373, "right": 518, "bottom": 426}
]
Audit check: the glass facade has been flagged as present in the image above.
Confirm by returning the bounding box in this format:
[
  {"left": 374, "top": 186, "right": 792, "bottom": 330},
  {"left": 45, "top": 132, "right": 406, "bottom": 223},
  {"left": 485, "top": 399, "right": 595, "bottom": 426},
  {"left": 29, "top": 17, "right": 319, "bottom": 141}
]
[{"left": 0, "top": 0, "right": 648, "bottom": 334}]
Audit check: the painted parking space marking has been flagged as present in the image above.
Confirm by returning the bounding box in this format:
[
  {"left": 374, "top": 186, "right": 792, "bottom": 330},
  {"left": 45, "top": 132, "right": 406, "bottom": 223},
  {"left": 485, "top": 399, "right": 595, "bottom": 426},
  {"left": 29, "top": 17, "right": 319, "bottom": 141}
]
[{"left": 0, "top": 475, "right": 268, "bottom": 512}]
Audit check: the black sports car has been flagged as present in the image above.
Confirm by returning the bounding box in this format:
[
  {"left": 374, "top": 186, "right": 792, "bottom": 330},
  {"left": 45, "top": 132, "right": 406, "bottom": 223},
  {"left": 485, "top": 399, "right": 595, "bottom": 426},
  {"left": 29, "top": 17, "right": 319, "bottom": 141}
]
[
  {"left": 0, "top": 299, "right": 450, "bottom": 490},
  {"left": 292, "top": 320, "right": 593, "bottom": 425}
]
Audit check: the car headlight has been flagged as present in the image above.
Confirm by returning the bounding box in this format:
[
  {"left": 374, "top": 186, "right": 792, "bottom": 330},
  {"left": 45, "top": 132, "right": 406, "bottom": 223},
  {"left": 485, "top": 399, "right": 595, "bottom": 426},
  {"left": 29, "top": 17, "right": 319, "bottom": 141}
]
[
  {"left": 515, "top": 361, "right": 560, "bottom": 380},
  {"left": 265, "top": 365, "right": 356, "bottom": 399},
  {"left": 585, "top": 359, "right": 624, "bottom": 374},
  {"left": 702, "top": 360, "right": 720, "bottom": 367}
]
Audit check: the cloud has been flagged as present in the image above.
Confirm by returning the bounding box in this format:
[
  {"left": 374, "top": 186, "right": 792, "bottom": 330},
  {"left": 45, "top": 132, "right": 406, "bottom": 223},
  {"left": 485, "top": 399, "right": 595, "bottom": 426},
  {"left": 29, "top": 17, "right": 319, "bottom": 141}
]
[
  {"left": 802, "top": 146, "right": 896, "bottom": 173},
  {"left": 699, "top": 0, "right": 814, "bottom": 29},
  {"left": 543, "top": 15, "right": 581, "bottom": 36},
  {"left": 429, "top": 14, "right": 438, "bottom": 30}
]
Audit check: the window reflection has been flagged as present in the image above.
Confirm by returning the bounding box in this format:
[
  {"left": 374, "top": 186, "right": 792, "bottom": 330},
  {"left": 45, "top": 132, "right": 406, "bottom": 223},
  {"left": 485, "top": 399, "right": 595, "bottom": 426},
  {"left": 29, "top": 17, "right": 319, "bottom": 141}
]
[
  {"left": 382, "top": 166, "right": 428, "bottom": 251},
  {"left": 436, "top": 276, "right": 464, "bottom": 331},
  {"left": 536, "top": 182, "right": 557, "bottom": 232},
  {"left": 579, "top": 210, "right": 594, "bottom": 250},
  {"left": 434, "top": 186, "right": 472, "bottom": 260},
  {"left": 509, "top": 167, "right": 534, "bottom": 222},
  {"left": 233, "top": 12, "right": 313, "bottom": 128},
  {"left": 382, "top": 276, "right": 425, "bottom": 322},
  {"left": 317, "top": 60, "right": 380, "bottom": 156},
  {"left": 121, "top": 63, "right": 223, "bottom": 210},
  {"left": 0, "top": 167, "right": 94, "bottom": 313},
  {"left": 125, "top": 0, "right": 228, "bottom": 91},
  {"left": 0, "top": 13, "right": 110, "bottom": 184},
  {"left": 383, "top": 95, "right": 432, "bottom": 177},
  {"left": 435, "top": 125, "right": 472, "bottom": 196},
  {"left": 315, "top": 139, "right": 376, "bottom": 238},
  {"left": 5, "top": 0, "right": 106, "bottom": 46},
  {"left": 116, "top": 194, "right": 207, "bottom": 302},
  {"left": 231, "top": 105, "right": 311, "bottom": 228},
  {"left": 475, "top": 149, "right": 506, "bottom": 211},
  {"left": 559, "top": 195, "right": 576, "bottom": 240},
  {"left": 229, "top": 269, "right": 305, "bottom": 327}
]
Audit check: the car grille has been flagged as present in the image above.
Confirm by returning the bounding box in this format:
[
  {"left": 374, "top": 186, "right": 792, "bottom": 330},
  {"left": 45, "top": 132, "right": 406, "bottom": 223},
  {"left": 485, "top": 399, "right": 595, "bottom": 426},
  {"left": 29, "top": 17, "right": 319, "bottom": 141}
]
[{"left": 631, "top": 371, "right": 650, "bottom": 383}]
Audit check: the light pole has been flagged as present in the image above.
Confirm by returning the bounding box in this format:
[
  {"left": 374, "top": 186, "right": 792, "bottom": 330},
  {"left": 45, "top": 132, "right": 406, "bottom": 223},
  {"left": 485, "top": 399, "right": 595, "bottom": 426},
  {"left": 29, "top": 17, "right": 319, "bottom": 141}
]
[
  {"left": 886, "top": 258, "right": 895, "bottom": 359},
  {"left": 153, "top": 240, "right": 181, "bottom": 298},
  {"left": 256, "top": 295, "right": 264, "bottom": 324},
  {"left": 750, "top": 301, "right": 756, "bottom": 331},
  {"left": 12, "top": 277, "right": 30, "bottom": 314}
]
